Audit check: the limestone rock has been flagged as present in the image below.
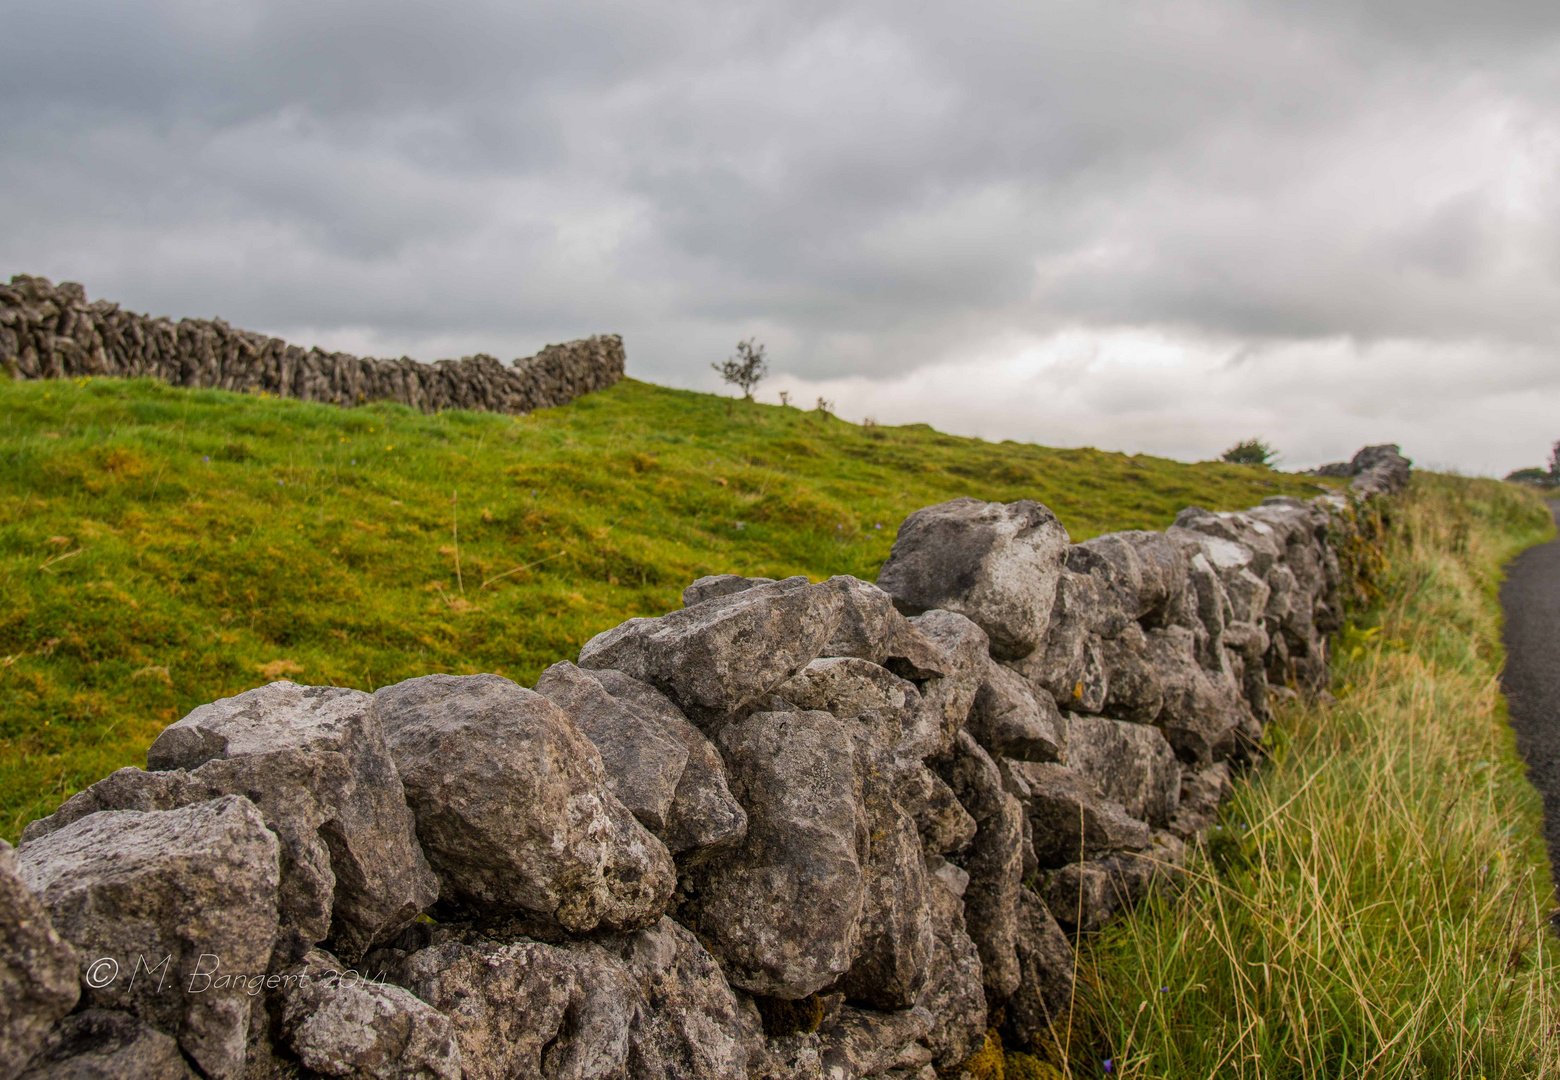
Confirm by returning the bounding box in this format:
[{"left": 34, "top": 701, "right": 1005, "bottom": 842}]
[
  {"left": 281, "top": 949, "right": 460, "bottom": 1080},
  {"left": 1060, "top": 714, "right": 1180, "bottom": 827},
  {"left": 876, "top": 498, "right": 1070, "bottom": 661},
  {"left": 906, "top": 611, "right": 989, "bottom": 755},
  {"left": 775, "top": 657, "right": 926, "bottom": 763},
  {"left": 16, "top": 1009, "right": 195, "bottom": 1080},
  {"left": 1, "top": 841, "right": 79, "bottom": 1080},
  {"left": 682, "top": 574, "right": 783, "bottom": 607},
  {"left": 1144, "top": 627, "right": 1247, "bottom": 765},
  {"left": 28, "top": 684, "right": 437, "bottom": 964},
  {"left": 1041, "top": 834, "right": 1186, "bottom": 933},
  {"left": 936, "top": 732, "right": 1023, "bottom": 999},
  {"left": 818, "top": 576, "right": 952, "bottom": 681},
  {"left": 817, "top": 1006, "right": 934, "bottom": 1080},
  {"left": 1011, "top": 573, "right": 1109, "bottom": 716},
  {"left": 160, "top": 682, "right": 435, "bottom": 960},
  {"left": 604, "top": 917, "right": 750, "bottom": 1080},
  {"left": 683, "top": 710, "right": 868, "bottom": 999},
  {"left": 578, "top": 578, "right": 844, "bottom": 727},
  {"left": 1076, "top": 531, "right": 1188, "bottom": 627},
  {"left": 382, "top": 937, "right": 574, "bottom": 1080},
  {"left": 533, "top": 662, "right": 690, "bottom": 834},
  {"left": 1167, "top": 763, "right": 1234, "bottom": 840},
  {"left": 1098, "top": 624, "right": 1164, "bottom": 724},
  {"left": 894, "top": 766, "right": 977, "bottom": 856},
  {"left": 967, "top": 659, "right": 1063, "bottom": 762},
  {"left": 1010, "top": 762, "right": 1151, "bottom": 868},
  {"left": 1001, "top": 889, "right": 1074, "bottom": 1048},
  {"left": 539, "top": 944, "right": 638, "bottom": 1080},
  {"left": 17, "top": 797, "right": 281, "bottom": 1080},
  {"left": 579, "top": 669, "right": 747, "bottom": 860},
  {"left": 1171, "top": 508, "right": 1282, "bottom": 579},
  {"left": 373, "top": 674, "right": 675, "bottom": 933},
  {"left": 914, "top": 868, "right": 986, "bottom": 1069},
  {"left": 838, "top": 748, "right": 934, "bottom": 1011}
]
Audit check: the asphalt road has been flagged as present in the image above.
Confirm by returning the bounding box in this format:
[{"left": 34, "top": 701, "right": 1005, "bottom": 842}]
[{"left": 1501, "top": 500, "right": 1560, "bottom": 889}]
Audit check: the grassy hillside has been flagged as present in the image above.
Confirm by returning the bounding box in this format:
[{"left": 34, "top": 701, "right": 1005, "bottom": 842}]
[
  {"left": 0, "top": 375, "right": 1332, "bottom": 840},
  {"left": 1078, "top": 475, "right": 1558, "bottom": 1078}
]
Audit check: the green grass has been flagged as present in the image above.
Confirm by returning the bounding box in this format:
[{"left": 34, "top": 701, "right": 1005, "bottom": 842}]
[
  {"left": 1077, "top": 474, "right": 1559, "bottom": 1079},
  {"left": 0, "top": 375, "right": 1333, "bottom": 841}
]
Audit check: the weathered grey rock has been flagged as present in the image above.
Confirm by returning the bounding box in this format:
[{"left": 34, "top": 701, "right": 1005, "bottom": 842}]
[
  {"left": 1077, "top": 531, "right": 1188, "bottom": 627},
  {"left": 1172, "top": 508, "right": 1282, "bottom": 578},
  {"left": 774, "top": 658, "right": 926, "bottom": 762},
  {"left": 18, "top": 798, "right": 281, "bottom": 1080},
  {"left": 905, "top": 611, "right": 989, "bottom": 756},
  {"left": 684, "top": 711, "right": 868, "bottom": 999},
  {"left": 1001, "top": 889, "right": 1074, "bottom": 1048},
  {"left": 1167, "top": 763, "right": 1234, "bottom": 840},
  {"left": 27, "top": 684, "right": 437, "bottom": 964},
  {"left": 605, "top": 917, "right": 750, "bottom": 1080},
  {"left": 1053, "top": 548, "right": 1130, "bottom": 637},
  {"left": 682, "top": 574, "right": 783, "bottom": 607},
  {"left": 1181, "top": 551, "right": 1235, "bottom": 674},
  {"left": 1041, "top": 834, "right": 1186, "bottom": 933},
  {"left": 1060, "top": 714, "right": 1180, "bottom": 827},
  {"left": 838, "top": 747, "right": 934, "bottom": 1011},
  {"left": 876, "top": 498, "right": 1070, "bottom": 660},
  {"left": 281, "top": 949, "right": 460, "bottom": 1080},
  {"left": 579, "top": 669, "right": 747, "bottom": 860},
  {"left": 1010, "top": 571, "right": 1110, "bottom": 715},
  {"left": 1009, "top": 763, "right": 1151, "bottom": 868},
  {"left": 817, "top": 1006, "right": 934, "bottom": 1080},
  {"left": 541, "top": 944, "right": 638, "bottom": 1080},
  {"left": 914, "top": 868, "right": 986, "bottom": 1070},
  {"left": 819, "top": 577, "right": 952, "bottom": 681},
  {"left": 533, "top": 663, "right": 690, "bottom": 834},
  {"left": 16, "top": 1010, "right": 195, "bottom": 1080},
  {"left": 1144, "top": 628, "right": 1246, "bottom": 765},
  {"left": 373, "top": 674, "right": 675, "bottom": 933},
  {"left": 1345, "top": 444, "right": 1412, "bottom": 496},
  {"left": 935, "top": 732, "right": 1022, "bottom": 999},
  {"left": 1, "top": 842, "right": 79, "bottom": 1080},
  {"left": 1168, "top": 528, "right": 1272, "bottom": 626},
  {"left": 966, "top": 660, "right": 1063, "bottom": 762},
  {"left": 578, "top": 578, "right": 844, "bottom": 727},
  {"left": 1098, "top": 624, "right": 1163, "bottom": 724},
  {"left": 893, "top": 766, "right": 977, "bottom": 856},
  {"left": 158, "top": 683, "right": 435, "bottom": 961},
  {"left": 381, "top": 937, "right": 574, "bottom": 1080}
]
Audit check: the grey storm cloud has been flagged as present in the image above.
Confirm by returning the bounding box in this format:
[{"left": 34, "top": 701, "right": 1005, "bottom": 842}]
[{"left": 3, "top": 0, "right": 1560, "bottom": 471}]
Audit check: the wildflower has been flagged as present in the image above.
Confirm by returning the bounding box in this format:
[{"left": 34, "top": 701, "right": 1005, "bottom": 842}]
[
  {"left": 202, "top": 456, "right": 210, "bottom": 462},
  {"left": 1104, "top": 1060, "right": 1113, "bottom": 1074}
]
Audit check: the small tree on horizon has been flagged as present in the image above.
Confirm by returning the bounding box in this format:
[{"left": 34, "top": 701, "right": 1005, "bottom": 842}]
[
  {"left": 1221, "top": 438, "right": 1277, "bottom": 468},
  {"left": 712, "top": 339, "right": 768, "bottom": 401}
]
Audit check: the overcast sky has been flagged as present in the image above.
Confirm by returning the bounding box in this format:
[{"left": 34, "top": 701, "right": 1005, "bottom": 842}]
[{"left": 4, "top": 1, "right": 1558, "bottom": 473}]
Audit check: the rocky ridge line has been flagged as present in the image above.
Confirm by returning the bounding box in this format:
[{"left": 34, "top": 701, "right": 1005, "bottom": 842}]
[
  {"left": 0, "top": 277, "right": 623, "bottom": 415},
  {"left": 0, "top": 445, "right": 1412, "bottom": 1080}
]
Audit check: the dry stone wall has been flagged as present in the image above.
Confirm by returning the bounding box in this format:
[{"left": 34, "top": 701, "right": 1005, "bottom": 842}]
[
  {"left": 0, "top": 446, "right": 1411, "bottom": 1080},
  {"left": 0, "top": 277, "right": 624, "bottom": 415}
]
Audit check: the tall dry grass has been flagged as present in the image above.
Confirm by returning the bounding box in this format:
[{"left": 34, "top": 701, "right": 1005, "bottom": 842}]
[{"left": 1079, "top": 474, "right": 1558, "bottom": 1079}]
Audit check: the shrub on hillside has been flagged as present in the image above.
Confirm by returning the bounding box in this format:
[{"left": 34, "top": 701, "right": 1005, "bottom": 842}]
[{"left": 1220, "top": 438, "right": 1277, "bottom": 468}]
